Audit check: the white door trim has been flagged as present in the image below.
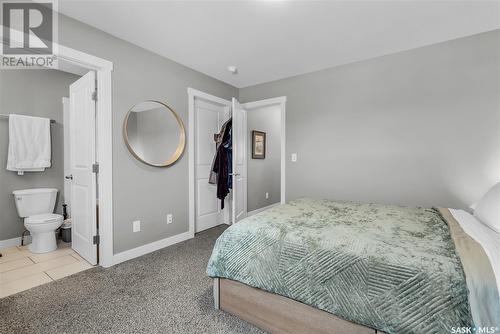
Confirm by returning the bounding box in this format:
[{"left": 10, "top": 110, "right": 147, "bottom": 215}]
[
  {"left": 1, "top": 36, "right": 113, "bottom": 267},
  {"left": 242, "top": 96, "right": 287, "bottom": 205},
  {"left": 4, "top": 33, "right": 116, "bottom": 267},
  {"left": 7, "top": 39, "right": 117, "bottom": 267},
  {"left": 188, "top": 88, "right": 231, "bottom": 237}
]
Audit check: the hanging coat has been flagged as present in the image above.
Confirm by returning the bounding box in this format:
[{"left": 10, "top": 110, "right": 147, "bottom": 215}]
[
  {"left": 224, "top": 128, "right": 232, "bottom": 190},
  {"left": 209, "top": 118, "right": 231, "bottom": 185},
  {"left": 212, "top": 120, "right": 232, "bottom": 209}
]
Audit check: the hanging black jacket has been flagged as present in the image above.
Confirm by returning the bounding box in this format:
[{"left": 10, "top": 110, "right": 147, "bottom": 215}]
[{"left": 212, "top": 120, "right": 232, "bottom": 209}]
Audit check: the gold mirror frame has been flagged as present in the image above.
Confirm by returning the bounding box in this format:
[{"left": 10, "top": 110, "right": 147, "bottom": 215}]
[{"left": 123, "top": 100, "right": 186, "bottom": 167}]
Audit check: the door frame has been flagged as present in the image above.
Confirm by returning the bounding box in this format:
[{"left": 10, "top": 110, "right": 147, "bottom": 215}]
[
  {"left": 188, "top": 88, "right": 231, "bottom": 237},
  {"left": 3, "top": 34, "right": 115, "bottom": 267},
  {"left": 242, "top": 96, "right": 287, "bottom": 205}
]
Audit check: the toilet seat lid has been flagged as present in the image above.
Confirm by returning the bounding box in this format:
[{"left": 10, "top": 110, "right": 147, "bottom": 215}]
[{"left": 26, "top": 213, "right": 63, "bottom": 224}]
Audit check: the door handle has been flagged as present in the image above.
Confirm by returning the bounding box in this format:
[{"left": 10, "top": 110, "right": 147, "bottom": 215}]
[{"left": 65, "top": 174, "right": 73, "bottom": 180}]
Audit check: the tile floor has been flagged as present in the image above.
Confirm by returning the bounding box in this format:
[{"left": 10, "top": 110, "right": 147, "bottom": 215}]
[{"left": 0, "top": 242, "right": 93, "bottom": 298}]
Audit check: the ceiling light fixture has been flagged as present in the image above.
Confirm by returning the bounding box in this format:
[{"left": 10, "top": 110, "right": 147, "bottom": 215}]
[{"left": 227, "top": 66, "right": 238, "bottom": 74}]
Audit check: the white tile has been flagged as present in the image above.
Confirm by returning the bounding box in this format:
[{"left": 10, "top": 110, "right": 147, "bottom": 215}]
[
  {"left": 1, "top": 255, "right": 78, "bottom": 284},
  {"left": 0, "top": 247, "right": 20, "bottom": 255},
  {"left": 0, "top": 257, "right": 33, "bottom": 273},
  {"left": 0, "top": 272, "right": 52, "bottom": 298},
  {"left": 70, "top": 252, "right": 87, "bottom": 263},
  {"left": 46, "top": 261, "right": 92, "bottom": 280},
  {"left": 28, "top": 248, "right": 75, "bottom": 263},
  {"left": 0, "top": 250, "right": 30, "bottom": 264}
]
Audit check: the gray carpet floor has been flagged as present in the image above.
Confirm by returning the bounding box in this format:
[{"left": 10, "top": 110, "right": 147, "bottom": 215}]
[{"left": 0, "top": 226, "right": 266, "bottom": 334}]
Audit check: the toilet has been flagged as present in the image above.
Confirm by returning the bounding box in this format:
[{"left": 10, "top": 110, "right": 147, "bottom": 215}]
[{"left": 13, "top": 188, "right": 63, "bottom": 253}]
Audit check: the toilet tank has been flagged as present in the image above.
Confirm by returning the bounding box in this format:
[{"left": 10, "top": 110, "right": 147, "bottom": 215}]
[{"left": 13, "top": 188, "right": 58, "bottom": 218}]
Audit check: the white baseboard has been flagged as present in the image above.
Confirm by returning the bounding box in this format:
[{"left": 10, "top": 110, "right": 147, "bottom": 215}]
[
  {"left": 247, "top": 203, "right": 280, "bottom": 217},
  {"left": 0, "top": 235, "right": 32, "bottom": 249},
  {"left": 112, "top": 231, "right": 192, "bottom": 266}
]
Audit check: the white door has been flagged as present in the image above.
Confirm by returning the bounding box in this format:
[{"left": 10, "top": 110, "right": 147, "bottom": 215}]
[
  {"left": 195, "top": 99, "right": 230, "bottom": 232},
  {"left": 232, "top": 98, "right": 248, "bottom": 223},
  {"left": 62, "top": 97, "right": 71, "bottom": 218},
  {"left": 68, "top": 71, "right": 97, "bottom": 265}
]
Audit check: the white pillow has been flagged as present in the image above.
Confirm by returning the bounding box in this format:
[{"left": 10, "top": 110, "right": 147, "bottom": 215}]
[{"left": 473, "top": 182, "right": 500, "bottom": 233}]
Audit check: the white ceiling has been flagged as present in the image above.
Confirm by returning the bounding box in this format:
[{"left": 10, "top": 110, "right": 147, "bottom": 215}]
[{"left": 59, "top": 1, "right": 500, "bottom": 88}]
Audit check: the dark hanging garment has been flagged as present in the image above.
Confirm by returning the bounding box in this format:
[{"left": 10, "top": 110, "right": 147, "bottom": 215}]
[
  {"left": 209, "top": 118, "right": 231, "bottom": 185},
  {"left": 212, "top": 120, "right": 232, "bottom": 209},
  {"left": 224, "top": 128, "right": 232, "bottom": 190}
]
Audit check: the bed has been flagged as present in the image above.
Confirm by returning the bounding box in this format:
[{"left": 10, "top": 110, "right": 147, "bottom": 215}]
[{"left": 207, "top": 198, "right": 500, "bottom": 334}]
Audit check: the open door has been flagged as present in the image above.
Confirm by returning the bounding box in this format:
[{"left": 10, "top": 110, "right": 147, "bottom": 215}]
[
  {"left": 68, "top": 71, "right": 98, "bottom": 265},
  {"left": 232, "top": 98, "right": 248, "bottom": 223}
]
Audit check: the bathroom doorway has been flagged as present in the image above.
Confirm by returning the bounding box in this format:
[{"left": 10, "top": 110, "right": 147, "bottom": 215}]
[
  {"left": 0, "top": 42, "right": 113, "bottom": 297},
  {"left": 0, "top": 68, "right": 99, "bottom": 297},
  {"left": 0, "top": 40, "right": 114, "bottom": 296}
]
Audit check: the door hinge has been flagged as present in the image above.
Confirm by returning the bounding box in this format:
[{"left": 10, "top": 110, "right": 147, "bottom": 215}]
[
  {"left": 92, "top": 90, "right": 97, "bottom": 101},
  {"left": 92, "top": 163, "right": 99, "bottom": 174},
  {"left": 93, "top": 235, "right": 100, "bottom": 245}
]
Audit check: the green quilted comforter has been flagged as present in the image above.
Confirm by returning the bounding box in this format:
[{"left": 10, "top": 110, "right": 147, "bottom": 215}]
[{"left": 207, "top": 198, "right": 473, "bottom": 334}]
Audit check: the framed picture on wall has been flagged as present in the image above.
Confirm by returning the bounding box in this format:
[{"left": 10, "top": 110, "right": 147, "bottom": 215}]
[{"left": 252, "top": 130, "right": 266, "bottom": 159}]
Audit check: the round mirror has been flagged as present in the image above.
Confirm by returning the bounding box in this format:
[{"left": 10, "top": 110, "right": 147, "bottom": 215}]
[{"left": 123, "top": 100, "right": 185, "bottom": 167}]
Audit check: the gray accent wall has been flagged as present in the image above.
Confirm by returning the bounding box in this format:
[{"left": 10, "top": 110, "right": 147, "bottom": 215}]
[
  {"left": 57, "top": 15, "right": 238, "bottom": 254},
  {"left": 0, "top": 70, "right": 80, "bottom": 240},
  {"left": 247, "top": 105, "right": 281, "bottom": 212},
  {"left": 240, "top": 30, "right": 500, "bottom": 210}
]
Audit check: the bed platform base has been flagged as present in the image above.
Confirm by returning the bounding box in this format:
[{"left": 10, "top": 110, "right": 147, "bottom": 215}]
[{"left": 213, "top": 278, "right": 385, "bottom": 334}]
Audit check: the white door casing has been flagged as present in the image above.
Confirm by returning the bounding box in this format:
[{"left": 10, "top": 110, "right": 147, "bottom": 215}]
[
  {"left": 194, "top": 99, "right": 230, "bottom": 232},
  {"left": 14, "top": 33, "right": 115, "bottom": 267},
  {"left": 242, "top": 96, "right": 287, "bottom": 206},
  {"left": 69, "top": 71, "right": 98, "bottom": 265},
  {"left": 188, "top": 90, "right": 285, "bottom": 236},
  {"left": 232, "top": 98, "right": 248, "bottom": 223}
]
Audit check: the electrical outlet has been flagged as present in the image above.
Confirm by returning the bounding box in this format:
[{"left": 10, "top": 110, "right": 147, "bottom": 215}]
[
  {"left": 265, "top": 192, "right": 269, "bottom": 199},
  {"left": 167, "top": 214, "right": 173, "bottom": 224},
  {"left": 133, "top": 220, "right": 141, "bottom": 232},
  {"left": 291, "top": 153, "right": 297, "bottom": 162}
]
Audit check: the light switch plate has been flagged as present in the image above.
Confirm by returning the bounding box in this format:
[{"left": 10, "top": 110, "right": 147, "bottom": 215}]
[
  {"left": 291, "top": 153, "right": 297, "bottom": 162},
  {"left": 265, "top": 192, "right": 269, "bottom": 199},
  {"left": 133, "top": 220, "right": 141, "bottom": 232},
  {"left": 167, "top": 214, "right": 173, "bottom": 224}
]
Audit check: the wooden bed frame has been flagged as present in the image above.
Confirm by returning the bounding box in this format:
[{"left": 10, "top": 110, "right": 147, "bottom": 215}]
[{"left": 213, "top": 278, "right": 386, "bottom": 334}]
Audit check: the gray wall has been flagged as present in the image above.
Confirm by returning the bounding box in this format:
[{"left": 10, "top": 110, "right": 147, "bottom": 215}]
[
  {"left": 247, "top": 105, "right": 281, "bottom": 212},
  {"left": 0, "top": 70, "right": 80, "bottom": 240},
  {"left": 57, "top": 14, "right": 238, "bottom": 253},
  {"left": 240, "top": 30, "right": 500, "bottom": 210}
]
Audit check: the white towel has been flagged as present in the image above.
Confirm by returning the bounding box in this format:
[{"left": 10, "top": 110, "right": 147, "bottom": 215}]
[{"left": 6, "top": 114, "right": 51, "bottom": 173}]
